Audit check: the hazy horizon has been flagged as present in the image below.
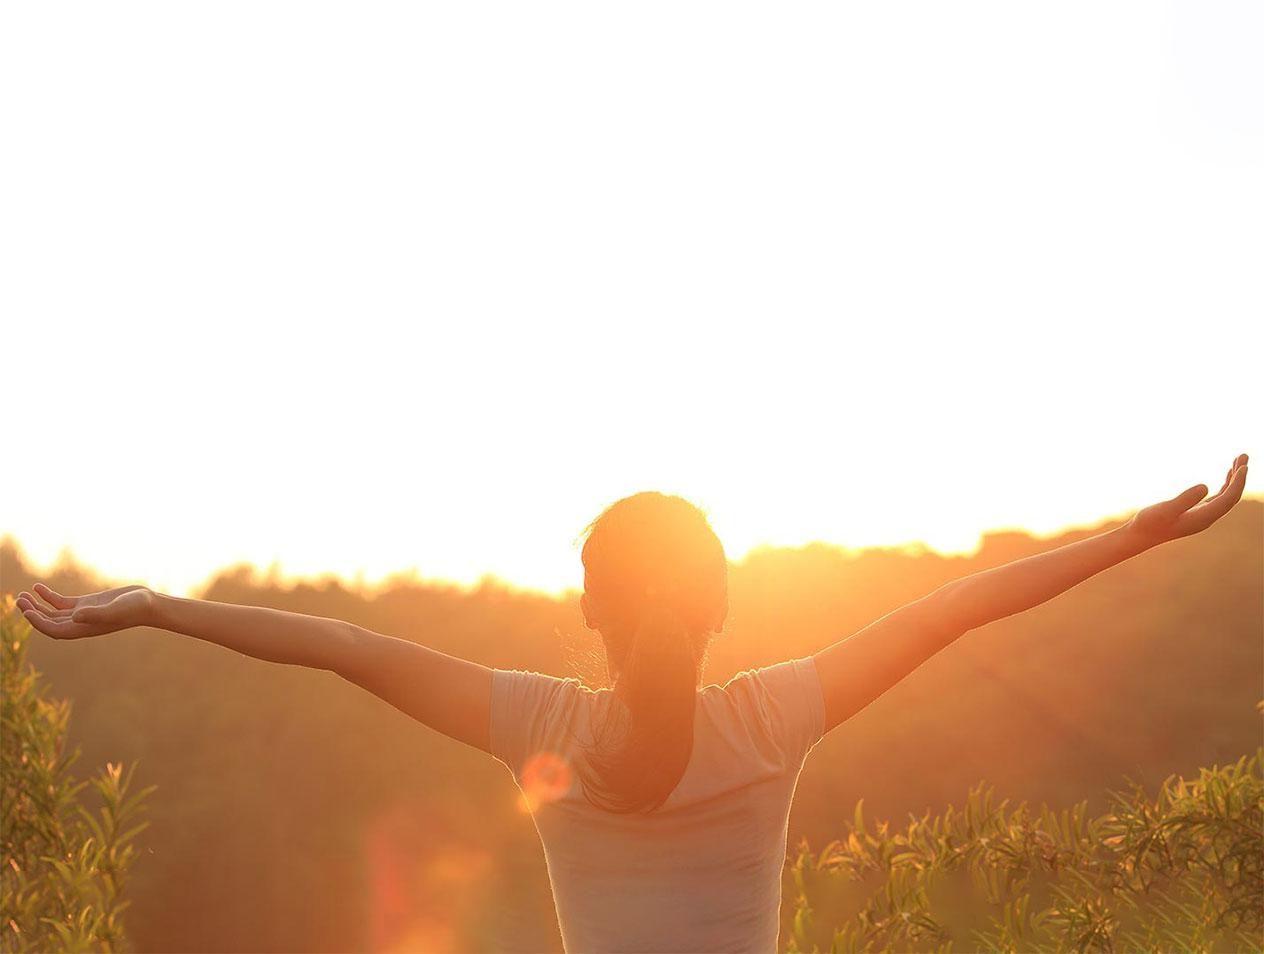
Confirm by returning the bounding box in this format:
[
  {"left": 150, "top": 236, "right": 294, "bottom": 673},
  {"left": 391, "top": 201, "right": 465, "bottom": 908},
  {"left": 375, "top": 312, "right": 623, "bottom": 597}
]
[{"left": 8, "top": 494, "right": 1261, "bottom": 598}]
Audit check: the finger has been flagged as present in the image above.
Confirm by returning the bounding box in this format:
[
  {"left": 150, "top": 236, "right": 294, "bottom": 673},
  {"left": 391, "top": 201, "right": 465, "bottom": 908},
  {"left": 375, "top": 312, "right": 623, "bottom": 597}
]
[
  {"left": 1222, "top": 461, "right": 1247, "bottom": 506},
  {"left": 1218, "top": 454, "right": 1250, "bottom": 495},
  {"left": 71, "top": 603, "right": 125, "bottom": 626},
  {"left": 19, "top": 604, "right": 89, "bottom": 639},
  {"left": 17, "top": 591, "right": 72, "bottom": 618},
  {"left": 1218, "top": 463, "right": 1234, "bottom": 495},
  {"left": 1160, "top": 483, "right": 1208, "bottom": 517},
  {"left": 33, "top": 583, "right": 78, "bottom": 610},
  {"left": 1184, "top": 466, "right": 1247, "bottom": 531},
  {"left": 71, "top": 604, "right": 108, "bottom": 624},
  {"left": 20, "top": 590, "right": 72, "bottom": 616}
]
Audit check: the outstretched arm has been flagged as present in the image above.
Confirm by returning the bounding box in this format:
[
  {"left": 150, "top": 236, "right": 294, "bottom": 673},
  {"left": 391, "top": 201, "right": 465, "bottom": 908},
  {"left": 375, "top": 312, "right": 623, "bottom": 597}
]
[
  {"left": 813, "top": 454, "right": 1249, "bottom": 733},
  {"left": 14, "top": 586, "right": 493, "bottom": 753}
]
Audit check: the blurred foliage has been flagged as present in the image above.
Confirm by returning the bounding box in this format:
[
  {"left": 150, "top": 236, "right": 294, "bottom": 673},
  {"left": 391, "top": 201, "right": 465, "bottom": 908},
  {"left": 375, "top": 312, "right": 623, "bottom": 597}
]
[
  {"left": 786, "top": 743, "right": 1263, "bottom": 953},
  {"left": 0, "top": 599, "right": 155, "bottom": 953},
  {"left": 0, "top": 500, "right": 1259, "bottom": 952}
]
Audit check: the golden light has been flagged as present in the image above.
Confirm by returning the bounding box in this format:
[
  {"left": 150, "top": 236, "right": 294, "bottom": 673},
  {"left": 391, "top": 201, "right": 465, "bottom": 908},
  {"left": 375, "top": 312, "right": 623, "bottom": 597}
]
[
  {"left": 518, "top": 751, "right": 573, "bottom": 814},
  {"left": 1, "top": 4, "right": 1259, "bottom": 597},
  {"left": 364, "top": 800, "right": 494, "bottom": 954}
]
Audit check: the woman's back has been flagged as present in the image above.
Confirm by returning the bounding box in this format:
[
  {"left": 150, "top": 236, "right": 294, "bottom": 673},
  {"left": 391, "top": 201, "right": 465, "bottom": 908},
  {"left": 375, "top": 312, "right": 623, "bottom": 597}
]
[{"left": 491, "top": 656, "right": 825, "bottom": 954}]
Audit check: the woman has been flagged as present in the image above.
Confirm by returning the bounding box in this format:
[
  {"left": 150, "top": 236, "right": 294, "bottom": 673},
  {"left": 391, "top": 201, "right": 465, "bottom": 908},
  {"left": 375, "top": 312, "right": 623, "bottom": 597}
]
[{"left": 16, "top": 454, "right": 1249, "bottom": 953}]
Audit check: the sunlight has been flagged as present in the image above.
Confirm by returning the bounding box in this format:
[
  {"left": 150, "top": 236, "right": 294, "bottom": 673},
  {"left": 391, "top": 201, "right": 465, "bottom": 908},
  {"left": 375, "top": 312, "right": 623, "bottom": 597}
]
[
  {"left": 518, "top": 752, "right": 574, "bottom": 814},
  {"left": 2, "top": 5, "right": 1259, "bottom": 953},
  {"left": 1, "top": 2, "right": 1259, "bottom": 597},
  {"left": 365, "top": 799, "right": 494, "bottom": 954}
]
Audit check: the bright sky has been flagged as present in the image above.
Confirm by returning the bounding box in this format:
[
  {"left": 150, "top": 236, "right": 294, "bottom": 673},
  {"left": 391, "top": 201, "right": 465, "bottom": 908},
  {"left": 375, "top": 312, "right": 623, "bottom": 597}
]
[{"left": 2, "top": 2, "right": 1260, "bottom": 597}]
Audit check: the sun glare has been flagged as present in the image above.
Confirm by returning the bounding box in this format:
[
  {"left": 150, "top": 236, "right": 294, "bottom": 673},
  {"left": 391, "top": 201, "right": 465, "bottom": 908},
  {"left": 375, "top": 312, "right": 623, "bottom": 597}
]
[{"left": 1, "top": 3, "right": 1260, "bottom": 597}]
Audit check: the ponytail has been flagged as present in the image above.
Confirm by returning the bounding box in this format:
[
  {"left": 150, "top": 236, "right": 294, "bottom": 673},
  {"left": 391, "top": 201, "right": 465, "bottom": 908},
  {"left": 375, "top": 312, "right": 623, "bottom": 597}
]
[
  {"left": 575, "top": 491, "right": 728, "bottom": 814},
  {"left": 578, "top": 599, "right": 703, "bottom": 813}
]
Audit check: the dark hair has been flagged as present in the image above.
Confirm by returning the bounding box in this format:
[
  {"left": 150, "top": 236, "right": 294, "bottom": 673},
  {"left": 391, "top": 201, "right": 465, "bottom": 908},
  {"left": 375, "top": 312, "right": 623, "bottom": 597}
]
[{"left": 576, "top": 492, "right": 728, "bottom": 813}]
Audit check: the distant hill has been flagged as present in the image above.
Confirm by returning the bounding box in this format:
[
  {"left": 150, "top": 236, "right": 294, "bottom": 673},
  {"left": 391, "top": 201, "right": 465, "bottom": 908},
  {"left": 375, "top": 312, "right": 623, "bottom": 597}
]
[{"left": 2, "top": 500, "right": 1260, "bottom": 953}]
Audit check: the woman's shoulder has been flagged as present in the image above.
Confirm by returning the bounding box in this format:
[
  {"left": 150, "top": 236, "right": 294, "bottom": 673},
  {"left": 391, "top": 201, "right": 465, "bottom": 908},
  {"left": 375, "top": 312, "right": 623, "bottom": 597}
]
[
  {"left": 703, "top": 657, "right": 820, "bottom": 697},
  {"left": 697, "top": 658, "right": 825, "bottom": 762},
  {"left": 489, "top": 668, "right": 616, "bottom": 780},
  {"left": 493, "top": 667, "right": 604, "bottom": 693}
]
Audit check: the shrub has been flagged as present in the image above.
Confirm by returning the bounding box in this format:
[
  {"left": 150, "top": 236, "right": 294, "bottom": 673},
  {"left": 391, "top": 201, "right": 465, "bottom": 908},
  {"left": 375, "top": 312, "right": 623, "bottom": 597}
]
[
  {"left": 1, "top": 598, "right": 156, "bottom": 953},
  {"left": 787, "top": 738, "right": 1263, "bottom": 953}
]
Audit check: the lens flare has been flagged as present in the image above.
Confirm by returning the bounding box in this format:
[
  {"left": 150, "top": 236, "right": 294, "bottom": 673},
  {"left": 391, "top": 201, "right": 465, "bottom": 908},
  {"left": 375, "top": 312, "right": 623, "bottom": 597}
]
[{"left": 518, "top": 751, "right": 572, "bottom": 813}]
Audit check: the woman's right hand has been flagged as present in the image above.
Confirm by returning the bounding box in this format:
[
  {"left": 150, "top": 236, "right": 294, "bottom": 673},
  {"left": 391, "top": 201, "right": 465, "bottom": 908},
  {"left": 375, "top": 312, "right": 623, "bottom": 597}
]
[{"left": 15, "top": 582, "right": 157, "bottom": 639}]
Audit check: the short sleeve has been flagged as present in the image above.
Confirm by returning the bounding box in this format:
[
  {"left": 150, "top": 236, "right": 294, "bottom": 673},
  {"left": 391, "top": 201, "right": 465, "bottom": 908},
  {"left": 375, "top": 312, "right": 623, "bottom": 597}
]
[
  {"left": 723, "top": 656, "right": 826, "bottom": 767},
  {"left": 489, "top": 668, "right": 582, "bottom": 782}
]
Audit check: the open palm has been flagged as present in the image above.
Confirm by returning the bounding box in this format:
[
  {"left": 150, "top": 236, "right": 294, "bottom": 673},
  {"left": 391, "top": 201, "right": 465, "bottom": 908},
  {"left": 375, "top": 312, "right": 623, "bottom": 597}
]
[
  {"left": 15, "top": 582, "right": 156, "bottom": 640},
  {"left": 1129, "top": 454, "right": 1249, "bottom": 543}
]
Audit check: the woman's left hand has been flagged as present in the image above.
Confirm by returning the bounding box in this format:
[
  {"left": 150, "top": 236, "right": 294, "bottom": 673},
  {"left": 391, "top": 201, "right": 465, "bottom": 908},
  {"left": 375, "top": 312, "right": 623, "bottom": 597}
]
[{"left": 1127, "top": 453, "right": 1249, "bottom": 545}]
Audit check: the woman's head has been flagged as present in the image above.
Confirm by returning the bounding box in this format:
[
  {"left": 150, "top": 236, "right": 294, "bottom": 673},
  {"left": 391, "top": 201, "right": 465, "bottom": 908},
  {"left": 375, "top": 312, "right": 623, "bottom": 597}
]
[{"left": 576, "top": 492, "right": 728, "bottom": 813}]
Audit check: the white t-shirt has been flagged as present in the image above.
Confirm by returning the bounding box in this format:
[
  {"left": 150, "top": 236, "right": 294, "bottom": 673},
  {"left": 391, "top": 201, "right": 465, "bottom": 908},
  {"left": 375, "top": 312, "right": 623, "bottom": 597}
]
[{"left": 490, "top": 656, "right": 826, "bottom": 954}]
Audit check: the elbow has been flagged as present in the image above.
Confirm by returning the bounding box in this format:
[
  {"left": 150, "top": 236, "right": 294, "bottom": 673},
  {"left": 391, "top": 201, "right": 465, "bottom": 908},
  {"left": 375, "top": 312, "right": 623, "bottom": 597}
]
[
  {"left": 926, "top": 581, "right": 973, "bottom": 640},
  {"left": 327, "top": 621, "right": 367, "bottom": 677}
]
